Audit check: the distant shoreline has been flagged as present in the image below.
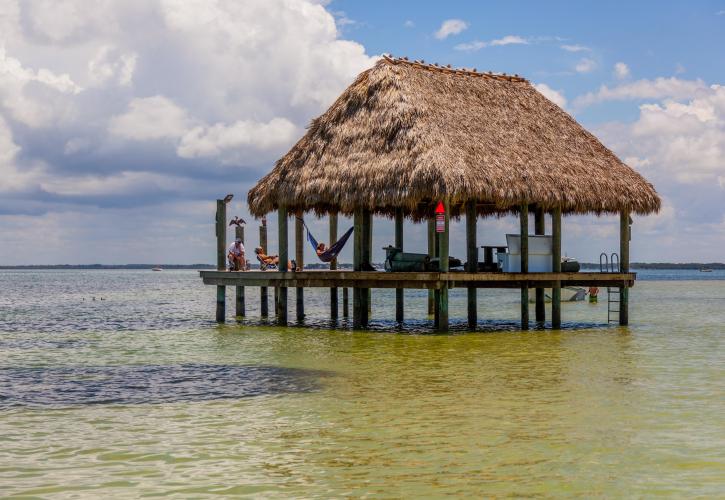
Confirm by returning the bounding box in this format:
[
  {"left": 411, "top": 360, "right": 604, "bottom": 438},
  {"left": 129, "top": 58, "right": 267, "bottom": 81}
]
[{"left": 0, "top": 262, "right": 723, "bottom": 270}]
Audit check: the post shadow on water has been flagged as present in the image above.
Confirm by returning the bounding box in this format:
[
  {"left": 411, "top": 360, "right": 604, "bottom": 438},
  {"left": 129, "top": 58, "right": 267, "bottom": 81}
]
[{"left": 0, "top": 364, "right": 330, "bottom": 409}]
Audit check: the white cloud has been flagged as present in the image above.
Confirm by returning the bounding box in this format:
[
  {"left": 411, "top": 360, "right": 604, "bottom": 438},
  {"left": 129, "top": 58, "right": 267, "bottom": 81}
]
[
  {"left": 88, "top": 46, "right": 137, "bottom": 86},
  {"left": 533, "top": 83, "right": 567, "bottom": 108},
  {"left": 108, "top": 96, "right": 191, "bottom": 141},
  {"left": 614, "top": 62, "right": 630, "bottom": 80},
  {"left": 575, "top": 57, "right": 596, "bottom": 73},
  {"left": 574, "top": 77, "right": 709, "bottom": 108},
  {"left": 560, "top": 44, "right": 590, "bottom": 52},
  {"left": 434, "top": 19, "right": 468, "bottom": 40},
  {"left": 455, "top": 35, "right": 528, "bottom": 51},
  {"left": 404, "top": 20, "right": 415, "bottom": 28}
]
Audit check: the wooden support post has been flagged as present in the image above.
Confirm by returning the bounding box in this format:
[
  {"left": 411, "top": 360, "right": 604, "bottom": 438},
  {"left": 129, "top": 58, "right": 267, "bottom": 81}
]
[
  {"left": 215, "top": 199, "right": 226, "bottom": 323},
  {"left": 395, "top": 207, "right": 404, "bottom": 323},
  {"left": 619, "top": 210, "right": 631, "bottom": 326},
  {"left": 534, "top": 205, "right": 545, "bottom": 323},
  {"left": 259, "top": 219, "right": 268, "bottom": 317},
  {"left": 329, "top": 213, "right": 338, "bottom": 320},
  {"left": 235, "top": 225, "right": 245, "bottom": 317},
  {"left": 436, "top": 199, "right": 450, "bottom": 332},
  {"left": 520, "top": 204, "right": 529, "bottom": 330},
  {"left": 353, "top": 208, "right": 363, "bottom": 328},
  {"left": 343, "top": 287, "right": 349, "bottom": 318},
  {"left": 552, "top": 207, "right": 562, "bottom": 329},
  {"left": 277, "top": 205, "right": 288, "bottom": 325},
  {"left": 362, "top": 209, "right": 372, "bottom": 326},
  {"left": 427, "top": 219, "right": 435, "bottom": 315},
  {"left": 466, "top": 200, "right": 477, "bottom": 330},
  {"left": 295, "top": 212, "right": 304, "bottom": 322}
]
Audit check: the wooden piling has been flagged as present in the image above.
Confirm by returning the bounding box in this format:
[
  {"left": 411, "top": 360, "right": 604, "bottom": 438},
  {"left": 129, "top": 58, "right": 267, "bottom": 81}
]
[
  {"left": 534, "top": 205, "right": 545, "bottom": 323},
  {"left": 427, "top": 219, "right": 435, "bottom": 315},
  {"left": 215, "top": 199, "right": 226, "bottom": 323},
  {"left": 235, "top": 225, "right": 245, "bottom": 317},
  {"left": 342, "top": 287, "right": 349, "bottom": 318},
  {"left": 619, "top": 210, "right": 630, "bottom": 326},
  {"left": 436, "top": 199, "right": 450, "bottom": 332},
  {"left": 353, "top": 208, "right": 363, "bottom": 328},
  {"left": 466, "top": 200, "right": 477, "bottom": 330},
  {"left": 295, "top": 212, "right": 304, "bottom": 322},
  {"left": 259, "top": 219, "right": 268, "bottom": 317},
  {"left": 552, "top": 207, "right": 562, "bottom": 329},
  {"left": 277, "top": 205, "right": 288, "bottom": 325},
  {"left": 520, "top": 204, "right": 529, "bottom": 330},
  {"left": 329, "top": 213, "right": 338, "bottom": 320},
  {"left": 362, "top": 209, "right": 372, "bottom": 326},
  {"left": 395, "top": 207, "right": 404, "bottom": 323}
]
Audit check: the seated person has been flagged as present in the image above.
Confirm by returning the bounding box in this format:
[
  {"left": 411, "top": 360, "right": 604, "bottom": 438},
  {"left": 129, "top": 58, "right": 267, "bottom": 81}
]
[
  {"left": 316, "top": 242, "right": 327, "bottom": 257},
  {"left": 227, "top": 238, "right": 246, "bottom": 271},
  {"left": 255, "top": 247, "right": 296, "bottom": 270}
]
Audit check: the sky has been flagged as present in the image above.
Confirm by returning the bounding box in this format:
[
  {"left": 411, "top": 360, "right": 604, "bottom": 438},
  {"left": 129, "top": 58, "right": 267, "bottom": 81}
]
[{"left": 0, "top": 0, "right": 724, "bottom": 265}]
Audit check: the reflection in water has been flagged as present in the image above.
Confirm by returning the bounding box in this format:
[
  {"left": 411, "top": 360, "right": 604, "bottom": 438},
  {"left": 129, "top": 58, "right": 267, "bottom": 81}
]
[{"left": 0, "top": 364, "right": 326, "bottom": 408}]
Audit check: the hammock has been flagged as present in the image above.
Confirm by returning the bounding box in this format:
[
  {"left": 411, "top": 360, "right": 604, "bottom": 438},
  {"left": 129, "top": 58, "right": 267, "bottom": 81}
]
[{"left": 299, "top": 219, "right": 354, "bottom": 263}]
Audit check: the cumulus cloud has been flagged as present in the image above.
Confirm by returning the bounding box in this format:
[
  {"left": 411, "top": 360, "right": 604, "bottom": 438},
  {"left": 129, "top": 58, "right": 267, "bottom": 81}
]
[
  {"left": 613, "top": 62, "right": 630, "bottom": 80},
  {"left": 533, "top": 83, "right": 567, "bottom": 108},
  {"left": 575, "top": 57, "right": 597, "bottom": 73},
  {"left": 455, "top": 35, "right": 528, "bottom": 51},
  {"left": 434, "top": 19, "right": 468, "bottom": 40},
  {"left": 574, "top": 77, "right": 709, "bottom": 108},
  {"left": 0, "top": 0, "right": 377, "bottom": 262}
]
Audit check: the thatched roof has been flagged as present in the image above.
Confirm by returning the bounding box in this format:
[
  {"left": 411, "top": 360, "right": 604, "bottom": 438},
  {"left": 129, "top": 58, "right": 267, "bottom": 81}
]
[{"left": 248, "top": 55, "right": 660, "bottom": 219}]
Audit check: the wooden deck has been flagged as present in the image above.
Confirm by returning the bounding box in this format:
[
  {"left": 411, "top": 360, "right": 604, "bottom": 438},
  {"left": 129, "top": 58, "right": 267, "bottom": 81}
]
[{"left": 200, "top": 270, "right": 635, "bottom": 289}]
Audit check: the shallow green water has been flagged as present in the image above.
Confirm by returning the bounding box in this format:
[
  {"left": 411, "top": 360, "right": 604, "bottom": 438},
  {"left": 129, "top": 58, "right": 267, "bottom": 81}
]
[{"left": 0, "top": 271, "right": 723, "bottom": 497}]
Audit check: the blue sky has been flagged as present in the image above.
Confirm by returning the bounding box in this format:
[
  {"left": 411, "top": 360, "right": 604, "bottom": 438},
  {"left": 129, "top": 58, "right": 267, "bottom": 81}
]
[{"left": 0, "top": 0, "right": 724, "bottom": 264}]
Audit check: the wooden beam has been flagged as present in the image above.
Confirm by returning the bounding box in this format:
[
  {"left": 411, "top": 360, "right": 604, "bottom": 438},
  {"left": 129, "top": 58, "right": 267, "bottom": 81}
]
[
  {"left": 427, "top": 219, "right": 435, "bottom": 315},
  {"left": 295, "top": 212, "right": 304, "bottom": 322},
  {"left": 353, "top": 208, "right": 363, "bottom": 328},
  {"left": 277, "top": 205, "right": 288, "bottom": 325},
  {"left": 235, "top": 225, "right": 245, "bottom": 317},
  {"left": 259, "top": 219, "right": 268, "bottom": 317},
  {"left": 215, "top": 199, "right": 226, "bottom": 323},
  {"left": 466, "top": 199, "right": 477, "bottom": 330},
  {"left": 329, "top": 213, "right": 338, "bottom": 320},
  {"left": 395, "top": 207, "right": 404, "bottom": 323},
  {"left": 552, "top": 207, "right": 562, "bottom": 329},
  {"left": 534, "top": 205, "right": 545, "bottom": 323},
  {"left": 619, "top": 210, "right": 631, "bottom": 326},
  {"left": 520, "top": 204, "right": 529, "bottom": 330},
  {"left": 437, "top": 198, "right": 450, "bottom": 331},
  {"left": 362, "top": 209, "right": 371, "bottom": 327}
]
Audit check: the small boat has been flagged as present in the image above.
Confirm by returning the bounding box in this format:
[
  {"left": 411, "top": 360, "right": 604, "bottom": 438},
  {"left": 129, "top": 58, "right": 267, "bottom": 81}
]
[
  {"left": 529, "top": 286, "right": 586, "bottom": 303},
  {"left": 700, "top": 267, "right": 713, "bottom": 272},
  {"left": 152, "top": 266, "right": 163, "bottom": 271}
]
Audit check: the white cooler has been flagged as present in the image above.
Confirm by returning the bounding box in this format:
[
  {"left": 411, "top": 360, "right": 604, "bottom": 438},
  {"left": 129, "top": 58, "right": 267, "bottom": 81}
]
[{"left": 500, "top": 234, "right": 553, "bottom": 272}]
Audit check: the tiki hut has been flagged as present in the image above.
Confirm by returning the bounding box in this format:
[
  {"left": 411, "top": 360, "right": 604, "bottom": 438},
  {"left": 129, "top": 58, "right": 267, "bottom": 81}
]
[
  {"left": 248, "top": 55, "right": 660, "bottom": 219},
  {"left": 237, "top": 55, "right": 661, "bottom": 331}
]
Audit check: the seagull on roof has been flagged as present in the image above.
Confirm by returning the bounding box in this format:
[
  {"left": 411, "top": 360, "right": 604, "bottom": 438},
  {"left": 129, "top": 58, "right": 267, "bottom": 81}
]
[{"left": 229, "top": 216, "right": 246, "bottom": 227}]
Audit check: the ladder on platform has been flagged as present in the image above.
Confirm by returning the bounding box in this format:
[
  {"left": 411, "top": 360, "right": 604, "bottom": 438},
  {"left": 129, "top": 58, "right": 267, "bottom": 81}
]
[{"left": 601, "top": 252, "right": 621, "bottom": 323}]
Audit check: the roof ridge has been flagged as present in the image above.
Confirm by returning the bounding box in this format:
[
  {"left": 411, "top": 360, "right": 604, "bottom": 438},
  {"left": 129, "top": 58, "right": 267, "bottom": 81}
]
[{"left": 382, "top": 54, "right": 528, "bottom": 83}]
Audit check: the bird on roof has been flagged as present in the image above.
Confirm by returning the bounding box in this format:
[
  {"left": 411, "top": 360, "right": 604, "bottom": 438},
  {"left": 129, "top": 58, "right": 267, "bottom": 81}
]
[{"left": 229, "top": 216, "right": 246, "bottom": 227}]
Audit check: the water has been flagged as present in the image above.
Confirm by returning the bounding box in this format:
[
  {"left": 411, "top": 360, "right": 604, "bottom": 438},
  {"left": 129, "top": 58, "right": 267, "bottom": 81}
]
[{"left": 0, "top": 270, "right": 723, "bottom": 497}]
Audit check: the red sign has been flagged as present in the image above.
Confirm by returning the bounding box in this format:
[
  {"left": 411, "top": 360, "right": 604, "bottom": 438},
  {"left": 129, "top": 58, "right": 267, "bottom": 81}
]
[
  {"left": 436, "top": 214, "right": 445, "bottom": 233},
  {"left": 435, "top": 201, "right": 445, "bottom": 214}
]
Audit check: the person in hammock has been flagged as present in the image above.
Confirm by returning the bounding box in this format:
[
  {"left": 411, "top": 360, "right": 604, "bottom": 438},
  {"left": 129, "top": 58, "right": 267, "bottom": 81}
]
[{"left": 316, "top": 242, "right": 327, "bottom": 257}]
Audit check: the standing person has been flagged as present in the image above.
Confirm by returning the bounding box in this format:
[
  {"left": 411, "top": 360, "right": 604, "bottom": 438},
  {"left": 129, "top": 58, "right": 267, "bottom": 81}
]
[
  {"left": 228, "top": 238, "right": 246, "bottom": 271},
  {"left": 588, "top": 286, "right": 599, "bottom": 303}
]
